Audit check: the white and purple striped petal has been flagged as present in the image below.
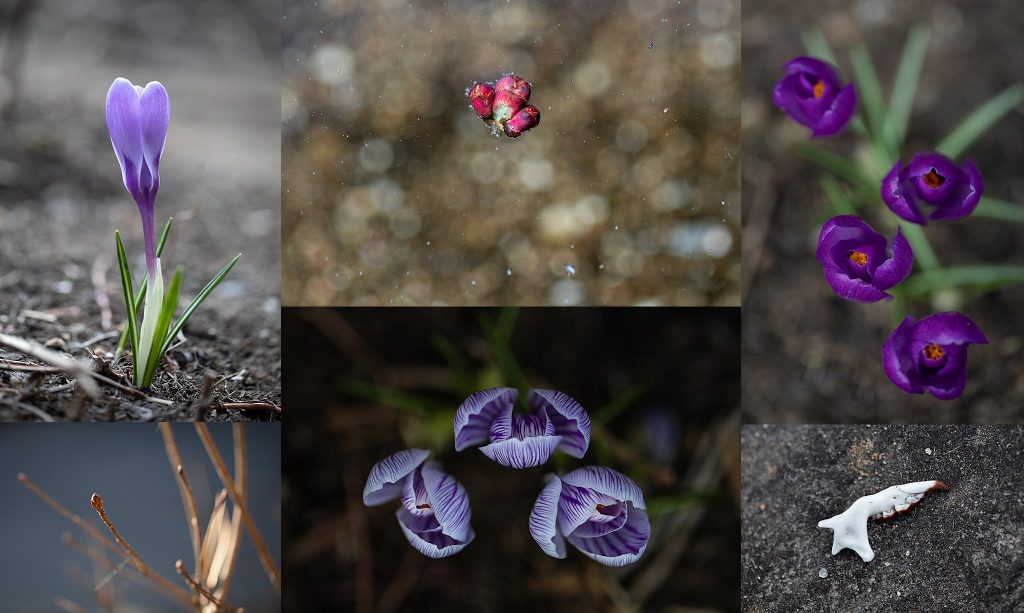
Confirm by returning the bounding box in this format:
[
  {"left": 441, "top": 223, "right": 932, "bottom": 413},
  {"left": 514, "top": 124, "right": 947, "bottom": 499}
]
[
  {"left": 421, "top": 461, "right": 472, "bottom": 543},
  {"left": 561, "top": 466, "right": 646, "bottom": 511},
  {"left": 529, "top": 474, "right": 567, "bottom": 559},
  {"left": 530, "top": 389, "right": 591, "bottom": 458},
  {"left": 362, "top": 448, "right": 430, "bottom": 506},
  {"left": 566, "top": 503, "right": 650, "bottom": 567},
  {"left": 396, "top": 507, "right": 475, "bottom": 559},
  {"left": 453, "top": 388, "right": 516, "bottom": 451},
  {"left": 479, "top": 435, "right": 562, "bottom": 469}
]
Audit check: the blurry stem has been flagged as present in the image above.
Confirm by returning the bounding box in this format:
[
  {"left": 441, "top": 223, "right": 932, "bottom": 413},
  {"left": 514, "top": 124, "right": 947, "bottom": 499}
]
[
  {"left": 158, "top": 423, "right": 202, "bottom": 574},
  {"left": 216, "top": 423, "right": 248, "bottom": 605},
  {"left": 338, "top": 378, "right": 431, "bottom": 415},
  {"left": 897, "top": 223, "right": 939, "bottom": 271},
  {"left": 175, "top": 560, "right": 239, "bottom": 613},
  {"left": 194, "top": 423, "right": 281, "bottom": 592},
  {"left": 479, "top": 313, "right": 530, "bottom": 408},
  {"left": 90, "top": 494, "right": 146, "bottom": 573},
  {"left": 60, "top": 532, "right": 187, "bottom": 607}
]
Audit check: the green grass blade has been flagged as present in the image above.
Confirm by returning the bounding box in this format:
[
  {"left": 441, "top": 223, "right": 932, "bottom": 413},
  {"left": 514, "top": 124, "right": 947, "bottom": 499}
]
[
  {"left": 481, "top": 315, "right": 530, "bottom": 405},
  {"left": 114, "top": 231, "right": 139, "bottom": 355},
  {"left": 337, "top": 378, "right": 436, "bottom": 415},
  {"left": 821, "top": 175, "right": 857, "bottom": 215},
  {"left": 140, "top": 266, "right": 182, "bottom": 387},
  {"left": 849, "top": 45, "right": 896, "bottom": 161},
  {"left": 799, "top": 144, "right": 871, "bottom": 188},
  {"left": 898, "top": 222, "right": 940, "bottom": 271},
  {"left": 592, "top": 384, "right": 648, "bottom": 425},
  {"left": 936, "top": 83, "right": 1024, "bottom": 159},
  {"left": 115, "top": 217, "right": 173, "bottom": 361},
  {"left": 494, "top": 307, "right": 520, "bottom": 345},
  {"left": 801, "top": 28, "right": 839, "bottom": 66},
  {"left": 888, "top": 26, "right": 930, "bottom": 146},
  {"left": 159, "top": 254, "right": 240, "bottom": 356},
  {"left": 902, "top": 265, "right": 1024, "bottom": 296},
  {"left": 974, "top": 197, "right": 1024, "bottom": 223},
  {"left": 646, "top": 490, "right": 722, "bottom": 517}
]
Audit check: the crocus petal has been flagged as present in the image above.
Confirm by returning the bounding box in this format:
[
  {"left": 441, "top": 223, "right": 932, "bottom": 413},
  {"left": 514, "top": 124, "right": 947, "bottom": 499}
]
[
  {"left": 822, "top": 270, "right": 891, "bottom": 302},
  {"left": 454, "top": 388, "right": 516, "bottom": 451},
  {"left": 811, "top": 83, "right": 856, "bottom": 138},
  {"left": 139, "top": 81, "right": 169, "bottom": 179},
  {"left": 930, "top": 158, "right": 983, "bottom": 221},
  {"left": 882, "top": 162, "right": 926, "bottom": 225},
  {"left": 571, "top": 503, "right": 628, "bottom": 538},
  {"left": 781, "top": 56, "right": 842, "bottom": 88},
  {"left": 396, "top": 508, "right": 474, "bottom": 558},
  {"left": 556, "top": 481, "right": 608, "bottom": 536},
  {"left": 105, "top": 78, "right": 143, "bottom": 195},
  {"left": 421, "top": 461, "right": 472, "bottom": 543},
  {"left": 871, "top": 228, "right": 914, "bottom": 290},
  {"left": 529, "top": 475, "right": 567, "bottom": 559},
  {"left": 882, "top": 318, "right": 924, "bottom": 394},
  {"left": 910, "top": 312, "right": 989, "bottom": 346},
  {"left": 561, "top": 466, "right": 646, "bottom": 511},
  {"left": 363, "top": 448, "right": 430, "bottom": 506},
  {"left": 530, "top": 389, "right": 591, "bottom": 458},
  {"left": 479, "top": 435, "right": 562, "bottom": 469},
  {"left": 567, "top": 504, "right": 650, "bottom": 567}
]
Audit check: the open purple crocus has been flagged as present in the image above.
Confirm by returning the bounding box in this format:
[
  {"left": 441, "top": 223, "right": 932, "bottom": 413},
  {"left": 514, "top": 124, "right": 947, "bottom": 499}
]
[
  {"left": 816, "top": 215, "right": 914, "bottom": 303},
  {"left": 882, "top": 311, "right": 988, "bottom": 400},
  {"left": 529, "top": 466, "right": 649, "bottom": 566},
  {"left": 881, "top": 152, "right": 984, "bottom": 224},
  {"left": 453, "top": 388, "right": 591, "bottom": 469},
  {"left": 772, "top": 56, "right": 857, "bottom": 137},
  {"left": 363, "top": 449, "right": 474, "bottom": 558}
]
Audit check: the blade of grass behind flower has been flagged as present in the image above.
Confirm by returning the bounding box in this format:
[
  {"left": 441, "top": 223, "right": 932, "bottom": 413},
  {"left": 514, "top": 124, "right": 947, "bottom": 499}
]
[
  {"left": 887, "top": 26, "right": 930, "bottom": 147},
  {"left": 159, "top": 254, "right": 240, "bottom": 357},
  {"left": 429, "top": 333, "right": 473, "bottom": 396},
  {"left": 799, "top": 143, "right": 871, "bottom": 187},
  {"left": 593, "top": 384, "right": 649, "bottom": 425},
  {"left": 936, "top": 83, "right": 1024, "bottom": 159},
  {"left": 114, "top": 231, "right": 139, "bottom": 356},
  {"left": 849, "top": 45, "right": 897, "bottom": 162},
  {"left": 897, "top": 222, "right": 940, "bottom": 271},
  {"left": 115, "top": 218, "right": 173, "bottom": 361},
  {"left": 821, "top": 175, "right": 857, "bottom": 215},
  {"left": 902, "top": 265, "right": 1024, "bottom": 296},
  {"left": 646, "top": 490, "right": 722, "bottom": 517},
  {"left": 479, "top": 313, "right": 530, "bottom": 406},
  {"left": 337, "top": 378, "right": 442, "bottom": 415},
  {"left": 975, "top": 197, "right": 1024, "bottom": 223}
]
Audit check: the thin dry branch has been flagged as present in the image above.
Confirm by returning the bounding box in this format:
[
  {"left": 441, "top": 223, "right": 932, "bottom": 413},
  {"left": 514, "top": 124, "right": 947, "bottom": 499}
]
[
  {"left": 0, "top": 333, "right": 99, "bottom": 397},
  {"left": 176, "top": 560, "right": 240, "bottom": 613},
  {"left": 194, "top": 423, "right": 280, "bottom": 592},
  {"left": 159, "top": 423, "right": 203, "bottom": 572},
  {"left": 215, "top": 423, "right": 248, "bottom": 603}
]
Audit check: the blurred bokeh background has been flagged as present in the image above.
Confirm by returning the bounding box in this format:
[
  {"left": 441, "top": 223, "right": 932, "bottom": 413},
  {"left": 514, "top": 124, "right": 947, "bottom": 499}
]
[
  {"left": 741, "top": 0, "right": 1024, "bottom": 423},
  {"left": 0, "top": 423, "right": 281, "bottom": 612},
  {"left": 282, "top": 0, "right": 740, "bottom": 306},
  {"left": 0, "top": 0, "right": 281, "bottom": 415},
  {"left": 283, "top": 307, "right": 740, "bottom": 611}
]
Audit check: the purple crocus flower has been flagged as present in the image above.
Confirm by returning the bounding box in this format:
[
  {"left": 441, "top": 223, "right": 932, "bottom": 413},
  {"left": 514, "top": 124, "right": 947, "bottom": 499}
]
[
  {"left": 816, "top": 215, "right": 914, "bottom": 303},
  {"left": 772, "top": 56, "right": 857, "bottom": 138},
  {"left": 362, "top": 448, "right": 474, "bottom": 558},
  {"left": 882, "top": 312, "right": 988, "bottom": 400},
  {"left": 453, "top": 388, "right": 591, "bottom": 469},
  {"left": 529, "top": 466, "right": 649, "bottom": 566},
  {"left": 105, "top": 77, "right": 170, "bottom": 278},
  {"left": 881, "top": 152, "right": 984, "bottom": 224}
]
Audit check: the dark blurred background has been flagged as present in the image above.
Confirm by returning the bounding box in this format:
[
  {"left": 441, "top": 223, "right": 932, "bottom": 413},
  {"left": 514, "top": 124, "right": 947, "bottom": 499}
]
[
  {"left": 283, "top": 307, "right": 740, "bottom": 612},
  {"left": 0, "top": 0, "right": 281, "bottom": 413},
  {"left": 0, "top": 423, "right": 281, "bottom": 612},
  {"left": 741, "top": 0, "right": 1024, "bottom": 423},
  {"left": 282, "top": 0, "right": 740, "bottom": 306}
]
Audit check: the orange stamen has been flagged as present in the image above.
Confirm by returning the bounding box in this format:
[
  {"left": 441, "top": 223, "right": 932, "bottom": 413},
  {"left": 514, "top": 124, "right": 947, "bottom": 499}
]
[
  {"left": 923, "top": 168, "right": 945, "bottom": 188},
  {"left": 596, "top": 504, "right": 606, "bottom": 511},
  {"left": 924, "top": 344, "right": 945, "bottom": 360},
  {"left": 849, "top": 251, "right": 868, "bottom": 266},
  {"left": 416, "top": 503, "right": 430, "bottom": 509},
  {"left": 812, "top": 81, "right": 826, "bottom": 99}
]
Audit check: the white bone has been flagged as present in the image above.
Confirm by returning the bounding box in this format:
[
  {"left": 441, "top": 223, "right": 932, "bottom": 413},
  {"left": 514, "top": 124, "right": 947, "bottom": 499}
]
[{"left": 817, "top": 480, "right": 946, "bottom": 562}]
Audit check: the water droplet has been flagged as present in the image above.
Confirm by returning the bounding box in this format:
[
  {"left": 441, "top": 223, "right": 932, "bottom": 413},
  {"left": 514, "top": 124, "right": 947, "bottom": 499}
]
[
  {"left": 818, "top": 568, "right": 828, "bottom": 578},
  {"left": 925, "top": 448, "right": 933, "bottom": 455},
  {"left": 506, "top": 268, "right": 512, "bottom": 276},
  {"left": 563, "top": 264, "right": 576, "bottom": 276},
  {"left": 648, "top": 42, "right": 654, "bottom": 49}
]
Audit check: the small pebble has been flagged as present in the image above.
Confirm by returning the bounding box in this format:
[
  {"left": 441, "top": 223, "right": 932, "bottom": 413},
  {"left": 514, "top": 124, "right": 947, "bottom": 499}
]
[
  {"left": 925, "top": 448, "right": 933, "bottom": 455},
  {"left": 818, "top": 568, "right": 828, "bottom": 578}
]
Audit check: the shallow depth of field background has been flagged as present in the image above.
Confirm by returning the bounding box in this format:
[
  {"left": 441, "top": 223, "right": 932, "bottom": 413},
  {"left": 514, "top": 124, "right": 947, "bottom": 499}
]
[
  {"left": 283, "top": 307, "right": 740, "bottom": 612},
  {"left": 282, "top": 0, "right": 740, "bottom": 306},
  {"left": 0, "top": 0, "right": 281, "bottom": 415},
  {"left": 0, "top": 424, "right": 281, "bottom": 612},
  {"left": 741, "top": 0, "right": 1024, "bottom": 423}
]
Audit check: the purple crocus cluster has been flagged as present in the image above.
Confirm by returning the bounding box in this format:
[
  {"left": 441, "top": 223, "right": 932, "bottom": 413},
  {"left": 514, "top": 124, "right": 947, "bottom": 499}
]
[
  {"left": 363, "top": 388, "right": 650, "bottom": 565},
  {"left": 774, "top": 56, "right": 989, "bottom": 399}
]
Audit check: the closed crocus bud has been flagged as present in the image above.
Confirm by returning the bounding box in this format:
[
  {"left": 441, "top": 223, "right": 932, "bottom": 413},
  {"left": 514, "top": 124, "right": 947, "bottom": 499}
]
[
  {"left": 815, "top": 215, "right": 913, "bottom": 303},
  {"left": 772, "top": 56, "right": 857, "bottom": 138},
  {"left": 468, "top": 82, "right": 495, "bottom": 119},
  {"left": 504, "top": 105, "right": 540, "bottom": 138},
  {"left": 881, "top": 152, "right": 984, "bottom": 225},
  {"left": 882, "top": 311, "right": 988, "bottom": 400},
  {"left": 493, "top": 74, "right": 531, "bottom": 123}
]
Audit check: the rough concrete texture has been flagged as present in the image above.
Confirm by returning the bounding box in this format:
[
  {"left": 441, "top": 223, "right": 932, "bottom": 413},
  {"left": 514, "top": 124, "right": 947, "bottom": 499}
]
[{"left": 742, "top": 425, "right": 1024, "bottom": 612}]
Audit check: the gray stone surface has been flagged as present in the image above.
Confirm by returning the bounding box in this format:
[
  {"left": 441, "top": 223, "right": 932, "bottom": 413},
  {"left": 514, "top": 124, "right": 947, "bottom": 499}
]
[{"left": 742, "top": 425, "right": 1024, "bottom": 612}]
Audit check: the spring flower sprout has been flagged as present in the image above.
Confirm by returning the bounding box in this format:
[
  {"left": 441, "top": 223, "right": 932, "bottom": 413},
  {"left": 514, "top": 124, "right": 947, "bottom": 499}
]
[
  {"left": 106, "top": 77, "right": 238, "bottom": 388},
  {"left": 529, "top": 466, "right": 650, "bottom": 566},
  {"left": 815, "top": 215, "right": 914, "bottom": 302},
  {"left": 363, "top": 449, "right": 475, "bottom": 558},
  {"left": 453, "top": 388, "right": 591, "bottom": 469},
  {"left": 881, "top": 152, "right": 984, "bottom": 224},
  {"left": 882, "top": 311, "right": 988, "bottom": 400},
  {"left": 772, "top": 56, "right": 857, "bottom": 137},
  {"left": 467, "top": 73, "right": 541, "bottom": 138}
]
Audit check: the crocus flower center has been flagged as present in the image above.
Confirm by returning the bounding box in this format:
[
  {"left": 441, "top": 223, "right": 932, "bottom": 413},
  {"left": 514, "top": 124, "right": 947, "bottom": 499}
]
[
  {"left": 848, "top": 251, "right": 868, "bottom": 266},
  {"left": 812, "top": 80, "right": 825, "bottom": 99},
  {"left": 923, "top": 343, "right": 945, "bottom": 360},
  {"left": 416, "top": 503, "right": 431, "bottom": 509},
  {"left": 923, "top": 168, "right": 945, "bottom": 188},
  {"left": 596, "top": 504, "right": 606, "bottom": 510}
]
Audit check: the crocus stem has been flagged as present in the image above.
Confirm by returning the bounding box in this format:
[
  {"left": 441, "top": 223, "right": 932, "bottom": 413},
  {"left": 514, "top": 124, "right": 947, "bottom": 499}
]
[
  {"left": 135, "top": 258, "right": 164, "bottom": 387},
  {"left": 138, "top": 203, "right": 158, "bottom": 278},
  {"left": 897, "top": 223, "right": 940, "bottom": 271}
]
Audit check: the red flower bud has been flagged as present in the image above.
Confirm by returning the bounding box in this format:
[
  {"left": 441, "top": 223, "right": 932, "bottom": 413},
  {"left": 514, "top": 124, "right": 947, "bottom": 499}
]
[
  {"left": 493, "top": 74, "right": 531, "bottom": 123},
  {"left": 503, "top": 105, "right": 540, "bottom": 138},
  {"left": 468, "top": 82, "right": 495, "bottom": 119}
]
